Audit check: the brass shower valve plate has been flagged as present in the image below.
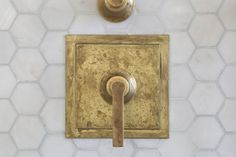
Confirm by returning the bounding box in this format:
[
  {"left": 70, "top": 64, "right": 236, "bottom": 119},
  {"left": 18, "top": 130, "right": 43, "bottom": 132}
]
[{"left": 66, "top": 35, "right": 169, "bottom": 138}]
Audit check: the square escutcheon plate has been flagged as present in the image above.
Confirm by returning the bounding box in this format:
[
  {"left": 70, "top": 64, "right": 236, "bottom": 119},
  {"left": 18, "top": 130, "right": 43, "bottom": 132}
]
[{"left": 66, "top": 35, "right": 169, "bottom": 138}]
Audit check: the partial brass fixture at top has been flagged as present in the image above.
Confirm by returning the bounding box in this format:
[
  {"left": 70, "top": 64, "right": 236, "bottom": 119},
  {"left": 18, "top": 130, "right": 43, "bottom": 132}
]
[{"left": 98, "top": 0, "right": 135, "bottom": 22}]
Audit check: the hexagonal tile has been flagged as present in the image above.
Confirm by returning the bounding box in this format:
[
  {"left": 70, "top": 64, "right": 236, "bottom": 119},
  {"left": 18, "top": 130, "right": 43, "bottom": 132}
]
[
  {"left": 129, "top": 15, "right": 164, "bottom": 34},
  {"left": 136, "top": 0, "right": 162, "bottom": 13},
  {"left": 189, "top": 117, "right": 224, "bottom": 149},
  {"left": 40, "top": 32, "right": 66, "bottom": 64},
  {"left": 189, "top": 15, "right": 224, "bottom": 47},
  {"left": 219, "top": 0, "right": 236, "bottom": 29},
  {"left": 10, "top": 15, "right": 46, "bottom": 47},
  {"left": 11, "top": 83, "right": 46, "bottom": 114},
  {"left": 135, "top": 150, "right": 161, "bottom": 157},
  {"left": 219, "top": 99, "right": 236, "bottom": 132},
  {"left": 190, "top": 0, "right": 222, "bottom": 13},
  {"left": 40, "top": 99, "right": 65, "bottom": 132},
  {"left": 0, "top": 0, "right": 17, "bottom": 30},
  {"left": 189, "top": 49, "right": 225, "bottom": 80},
  {"left": 104, "top": 11, "right": 137, "bottom": 34},
  {"left": 0, "top": 134, "right": 17, "bottom": 157},
  {"left": 40, "top": 65, "right": 65, "bottom": 98},
  {"left": 75, "top": 150, "right": 99, "bottom": 157},
  {"left": 219, "top": 66, "right": 236, "bottom": 98},
  {"left": 69, "top": 15, "right": 105, "bottom": 34},
  {"left": 160, "top": 0, "right": 194, "bottom": 31},
  {"left": 0, "top": 66, "right": 17, "bottom": 98},
  {"left": 16, "top": 151, "right": 41, "bottom": 157},
  {"left": 98, "top": 139, "right": 134, "bottom": 157},
  {"left": 159, "top": 133, "right": 197, "bottom": 157},
  {"left": 218, "top": 134, "right": 236, "bottom": 157},
  {"left": 69, "top": 0, "right": 97, "bottom": 13},
  {"left": 73, "top": 139, "right": 100, "bottom": 149},
  {"left": 0, "top": 100, "right": 17, "bottom": 132},
  {"left": 0, "top": 32, "right": 16, "bottom": 64},
  {"left": 218, "top": 32, "right": 236, "bottom": 64},
  {"left": 41, "top": 0, "right": 74, "bottom": 30},
  {"left": 11, "top": 116, "right": 46, "bottom": 149},
  {"left": 189, "top": 83, "right": 224, "bottom": 115},
  {"left": 40, "top": 134, "right": 75, "bottom": 157},
  {"left": 11, "top": 49, "right": 46, "bottom": 81},
  {"left": 170, "top": 100, "right": 195, "bottom": 131},
  {"left": 195, "top": 150, "right": 220, "bottom": 157},
  {"left": 12, "top": 0, "right": 43, "bottom": 13},
  {"left": 170, "top": 65, "right": 195, "bottom": 98},
  {"left": 169, "top": 32, "right": 195, "bottom": 64},
  {"left": 132, "top": 139, "right": 159, "bottom": 148}
]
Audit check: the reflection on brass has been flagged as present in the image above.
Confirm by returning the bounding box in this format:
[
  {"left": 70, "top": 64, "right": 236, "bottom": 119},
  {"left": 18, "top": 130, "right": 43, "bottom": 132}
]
[
  {"left": 66, "top": 35, "right": 169, "bottom": 141},
  {"left": 98, "top": 0, "right": 135, "bottom": 22}
]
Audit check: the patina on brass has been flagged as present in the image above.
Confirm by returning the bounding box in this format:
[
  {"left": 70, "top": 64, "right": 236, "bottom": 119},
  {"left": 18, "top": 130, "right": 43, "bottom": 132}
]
[
  {"left": 65, "top": 35, "right": 169, "bottom": 142},
  {"left": 98, "top": 0, "right": 135, "bottom": 22}
]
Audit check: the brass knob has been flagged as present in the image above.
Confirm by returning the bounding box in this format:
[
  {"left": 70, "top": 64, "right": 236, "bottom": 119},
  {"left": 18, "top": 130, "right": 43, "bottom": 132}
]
[
  {"left": 100, "top": 70, "right": 136, "bottom": 147},
  {"left": 98, "top": 0, "right": 135, "bottom": 22}
]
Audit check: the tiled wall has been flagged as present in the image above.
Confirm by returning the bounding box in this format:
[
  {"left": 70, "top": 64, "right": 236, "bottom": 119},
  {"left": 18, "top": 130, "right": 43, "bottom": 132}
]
[{"left": 0, "top": 0, "right": 236, "bottom": 157}]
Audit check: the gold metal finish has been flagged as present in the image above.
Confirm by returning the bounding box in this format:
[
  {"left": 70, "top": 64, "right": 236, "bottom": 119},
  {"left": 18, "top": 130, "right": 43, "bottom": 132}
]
[
  {"left": 65, "top": 35, "right": 169, "bottom": 141},
  {"left": 98, "top": 0, "right": 135, "bottom": 22}
]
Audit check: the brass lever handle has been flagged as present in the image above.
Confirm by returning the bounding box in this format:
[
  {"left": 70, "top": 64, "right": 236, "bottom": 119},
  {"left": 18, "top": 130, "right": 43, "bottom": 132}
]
[
  {"left": 107, "top": 76, "right": 129, "bottom": 147},
  {"left": 111, "top": 82, "right": 125, "bottom": 147},
  {"left": 100, "top": 70, "right": 136, "bottom": 147}
]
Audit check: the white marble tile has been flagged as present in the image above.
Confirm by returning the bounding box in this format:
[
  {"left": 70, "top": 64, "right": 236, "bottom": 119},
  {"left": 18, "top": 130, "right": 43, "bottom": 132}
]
[
  {"left": 69, "top": 0, "right": 97, "bottom": 13},
  {"left": 40, "top": 99, "right": 65, "bottom": 132},
  {"left": 10, "top": 15, "right": 46, "bottom": 47},
  {"left": 69, "top": 15, "right": 105, "bottom": 34},
  {"left": 41, "top": 0, "right": 74, "bottom": 30},
  {"left": 0, "top": 66, "right": 17, "bottom": 98},
  {"left": 0, "top": 100, "right": 17, "bottom": 132},
  {"left": 189, "top": 117, "right": 223, "bottom": 149},
  {"left": 219, "top": 99, "right": 236, "bottom": 132},
  {"left": 170, "top": 65, "right": 195, "bottom": 98},
  {"left": 218, "top": 134, "right": 236, "bottom": 157},
  {"left": 0, "top": 134, "right": 17, "bottom": 157},
  {"left": 0, "top": 32, "right": 16, "bottom": 64},
  {"left": 16, "top": 151, "right": 41, "bottom": 157},
  {"left": 189, "top": 15, "right": 224, "bottom": 47},
  {"left": 11, "top": 116, "right": 46, "bottom": 149},
  {"left": 40, "top": 134, "right": 75, "bottom": 157},
  {"left": 160, "top": 0, "right": 194, "bottom": 31},
  {"left": 135, "top": 150, "right": 161, "bottom": 157},
  {"left": 11, "top": 83, "right": 46, "bottom": 114},
  {"left": 75, "top": 150, "right": 99, "bottom": 157},
  {"left": 12, "top": 0, "right": 44, "bottom": 13},
  {"left": 189, "top": 48, "right": 225, "bottom": 80},
  {"left": 74, "top": 139, "right": 100, "bottom": 149},
  {"left": 11, "top": 49, "right": 46, "bottom": 81},
  {"left": 159, "top": 133, "right": 197, "bottom": 157},
  {"left": 219, "top": 0, "right": 236, "bottom": 29},
  {"left": 189, "top": 83, "right": 224, "bottom": 115},
  {"left": 170, "top": 100, "right": 195, "bottom": 131},
  {"left": 98, "top": 139, "right": 134, "bottom": 157},
  {"left": 218, "top": 32, "right": 236, "bottom": 64},
  {"left": 219, "top": 66, "right": 236, "bottom": 98},
  {"left": 195, "top": 150, "right": 220, "bottom": 157},
  {"left": 169, "top": 32, "right": 195, "bottom": 64},
  {"left": 129, "top": 15, "right": 164, "bottom": 34},
  {"left": 40, "top": 65, "right": 65, "bottom": 98},
  {"left": 0, "top": 0, "right": 17, "bottom": 30},
  {"left": 190, "top": 0, "right": 222, "bottom": 13},
  {"left": 40, "top": 32, "right": 66, "bottom": 64},
  {"left": 136, "top": 0, "right": 162, "bottom": 13},
  {"left": 133, "top": 139, "right": 159, "bottom": 148}
]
